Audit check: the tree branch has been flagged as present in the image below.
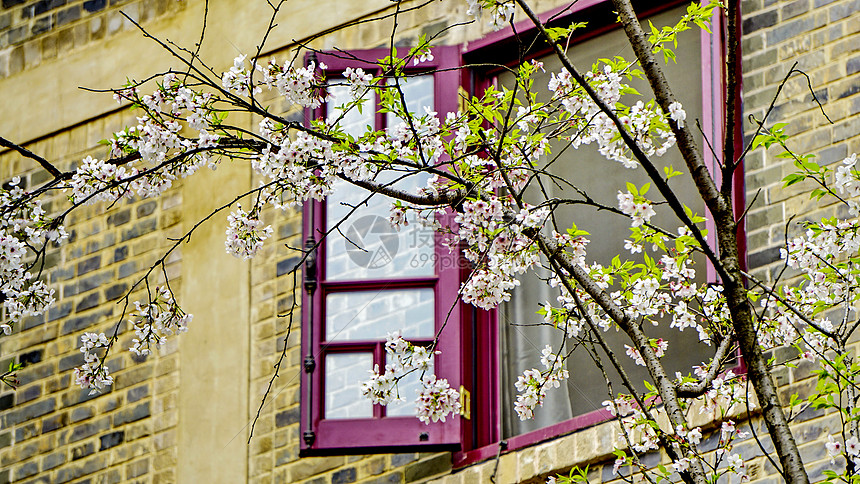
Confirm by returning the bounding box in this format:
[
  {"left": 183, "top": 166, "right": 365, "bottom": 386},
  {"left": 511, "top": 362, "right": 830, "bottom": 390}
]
[
  {"left": 0, "top": 136, "right": 64, "bottom": 179},
  {"left": 536, "top": 232, "right": 707, "bottom": 484},
  {"left": 609, "top": 0, "right": 726, "bottom": 218},
  {"left": 347, "top": 177, "right": 467, "bottom": 207},
  {"left": 513, "top": 0, "right": 727, "bottom": 284},
  {"left": 722, "top": 0, "right": 741, "bottom": 196},
  {"left": 606, "top": 4, "right": 809, "bottom": 481},
  {"left": 675, "top": 334, "right": 735, "bottom": 398}
]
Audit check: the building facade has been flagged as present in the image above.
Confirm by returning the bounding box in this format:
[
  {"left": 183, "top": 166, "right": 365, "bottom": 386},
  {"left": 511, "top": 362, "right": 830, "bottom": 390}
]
[{"left": 0, "top": 0, "right": 858, "bottom": 482}]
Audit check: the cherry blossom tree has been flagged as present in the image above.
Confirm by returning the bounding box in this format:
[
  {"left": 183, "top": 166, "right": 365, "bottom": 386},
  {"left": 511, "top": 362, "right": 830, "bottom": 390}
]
[{"left": 0, "top": 1, "right": 856, "bottom": 483}]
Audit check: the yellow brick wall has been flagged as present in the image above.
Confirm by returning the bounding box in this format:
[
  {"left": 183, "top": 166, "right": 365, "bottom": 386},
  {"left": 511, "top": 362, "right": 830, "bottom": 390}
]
[
  {"left": 0, "top": 0, "right": 184, "bottom": 79},
  {"left": 0, "top": 106, "right": 185, "bottom": 483}
]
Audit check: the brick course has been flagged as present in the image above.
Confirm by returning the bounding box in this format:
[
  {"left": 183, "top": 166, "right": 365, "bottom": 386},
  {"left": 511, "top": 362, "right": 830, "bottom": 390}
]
[
  {"left": 0, "top": 101, "right": 182, "bottom": 482},
  {"left": 0, "top": 0, "right": 182, "bottom": 78}
]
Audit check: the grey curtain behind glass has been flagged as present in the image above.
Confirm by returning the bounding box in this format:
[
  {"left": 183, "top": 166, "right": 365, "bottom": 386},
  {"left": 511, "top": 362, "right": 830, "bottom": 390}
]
[
  {"left": 497, "top": 5, "right": 711, "bottom": 438},
  {"left": 501, "top": 265, "right": 574, "bottom": 437}
]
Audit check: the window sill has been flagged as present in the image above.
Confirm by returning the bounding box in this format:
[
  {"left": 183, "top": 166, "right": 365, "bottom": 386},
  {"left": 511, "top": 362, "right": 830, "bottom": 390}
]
[{"left": 453, "top": 407, "right": 613, "bottom": 469}]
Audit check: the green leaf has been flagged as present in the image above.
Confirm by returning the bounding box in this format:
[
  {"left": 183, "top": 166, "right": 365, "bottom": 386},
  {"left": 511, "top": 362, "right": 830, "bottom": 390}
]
[
  {"left": 782, "top": 173, "right": 806, "bottom": 186},
  {"left": 663, "top": 49, "right": 676, "bottom": 63},
  {"left": 801, "top": 161, "right": 820, "bottom": 172},
  {"left": 810, "top": 188, "right": 828, "bottom": 200},
  {"left": 694, "top": 19, "right": 712, "bottom": 33},
  {"left": 546, "top": 26, "right": 572, "bottom": 42},
  {"left": 664, "top": 165, "right": 683, "bottom": 178},
  {"left": 649, "top": 20, "right": 659, "bottom": 39},
  {"left": 626, "top": 182, "right": 637, "bottom": 195}
]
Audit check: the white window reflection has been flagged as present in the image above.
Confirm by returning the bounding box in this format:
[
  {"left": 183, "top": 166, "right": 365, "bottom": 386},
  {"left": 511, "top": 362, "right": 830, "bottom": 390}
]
[
  {"left": 386, "top": 359, "right": 434, "bottom": 417},
  {"left": 327, "top": 80, "right": 374, "bottom": 138},
  {"left": 325, "top": 352, "right": 373, "bottom": 419},
  {"left": 325, "top": 174, "right": 435, "bottom": 281},
  {"left": 325, "top": 288, "right": 435, "bottom": 342}
]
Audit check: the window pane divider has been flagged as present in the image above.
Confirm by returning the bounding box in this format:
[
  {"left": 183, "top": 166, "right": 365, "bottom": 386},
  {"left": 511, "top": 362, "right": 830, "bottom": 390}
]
[
  {"left": 321, "top": 277, "right": 439, "bottom": 290},
  {"left": 321, "top": 339, "right": 434, "bottom": 348}
]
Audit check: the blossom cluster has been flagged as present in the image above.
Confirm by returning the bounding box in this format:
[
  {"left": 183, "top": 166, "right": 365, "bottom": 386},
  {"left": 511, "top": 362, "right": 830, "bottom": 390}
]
[
  {"left": 606, "top": 403, "right": 749, "bottom": 481},
  {"left": 548, "top": 63, "right": 678, "bottom": 168},
  {"left": 71, "top": 73, "right": 224, "bottom": 205},
  {"left": 713, "top": 420, "right": 750, "bottom": 482},
  {"left": 221, "top": 54, "right": 261, "bottom": 97},
  {"left": 389, "top": 202, "right": 410, "bottom": 230},
  {"left": 617, "top": 190, "right": 657, "bottom": 227},
  {"left": 667, "top": 101, "right": 686, "bottom": 128},
  {"left": 0, "top": 177, "right": 67, "bottom": 335},
  {"left": 833, "top": 153, "right": 860, "bottom": 215},
  {"left": 624, "top": 338, "right": 668, "bottom": 367},
  {"left": 360, "top": 333, "right": 460, "bottom": 424},
  {"left": 73, "top": 286, "right": 192, "bottom": 394},
  {"left": 128, "top": 286, "right": 192, "bottom": 357},
  {"left": 694, "top": 367, "right": 746, "bottom": 416},
  {"left": 68, "top": 155, "right": 136, "bottom": 204},
  {"left": 768, "top": 214, "right": 860, "bottom": 356},
  {"left": 255, "top": 57, "right": 328, "bottom": 109},
  {"left": 454, "top": 199, "right": 548, "bottom": 309},
  {"left": 225, "top": 206, "right": 273, "bottom": 259},
  {"left": 603, "top": 394, "right": 661, "bottom": 453},
  {"left": 541, "top": 301, "right": 585, "bottom": 338},
  {"left": 465, "top": 0, "right": 516, "bottom": 30},
  {"left": 343, "top": 67, "right": 374, "bottom": 97},
  {"left": 73, "top": 332, "right": 114, "bottom": 395},
  {"left": 826, "top": 434, "right": 860, "bottom": 469},
  {"left": 513, "top": 345, "right": 570, "bottom": 420},
  {"left": 384, "top": 106, "right": 446, "bottom": 166},
  {"left": 415, "top": 375, "right": 461, "bottom": 424},
  {"left": 254, "top": 127, "right": 340, "bottom": 207},
  {"left": 251, "top": 72, "right": 454, "bottom": 210}
]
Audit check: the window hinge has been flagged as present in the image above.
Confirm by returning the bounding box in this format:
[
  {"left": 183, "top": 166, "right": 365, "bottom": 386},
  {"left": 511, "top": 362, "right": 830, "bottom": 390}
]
[
  {"left": 303, "top": 431, "right": 316, "bottom": 447},
  {"left": 457, "top": 86, "right": 469, "bottom": 113},
  {"left": 303, "top": 355, "right": 316, "bottom": 373},
  {"left": 459, "top": 386, "right": 470, "bottom": 420}
]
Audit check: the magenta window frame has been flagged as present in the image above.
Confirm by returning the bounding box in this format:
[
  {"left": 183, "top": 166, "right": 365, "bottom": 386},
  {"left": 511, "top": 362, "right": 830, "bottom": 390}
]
[
  {"left": 298, "top": 1, "right": 746, "bottom": 459},
  {"left": 300, "top": 46, "right": 469, "bottom": 455},
  {"left": 453, "top": 0, "right": 746, "bottom": 468}
]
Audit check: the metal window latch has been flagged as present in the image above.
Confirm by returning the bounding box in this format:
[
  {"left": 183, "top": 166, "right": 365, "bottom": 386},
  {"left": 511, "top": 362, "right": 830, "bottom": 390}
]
[
  {"left": 459, "top": 386, "right": 471, "bottom": 420},
  {"left": 303, "top": 237, "right": 317, "bottom": 294},
  {"left": 303, "top": 355, "right": 316, "bottom": 373}
]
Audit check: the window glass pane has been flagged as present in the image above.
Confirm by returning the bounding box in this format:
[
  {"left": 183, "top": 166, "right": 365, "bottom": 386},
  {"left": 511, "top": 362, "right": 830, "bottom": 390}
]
[
  {"left": 324, "top": 74, "right": 436, "bottom": 281},
  {"left": 325, "top": 352, "right": 373, "bottom": 419},
  {"left": 327, "top": 79, "right": 375, "bottom": 138},
  {"left": 386, "top": 74, "right": 435, "bottom": 127},
  {"left": 325, "top": 288, "right": 435, "bottom": 342},
  {"left": 386, "top": 360, "right": 435, "bottom": 417},
  {"left": 497, "top": 6, "right": 711, "bottom": 438},
  {"left": 325, "top": 173, "right": 435, "bottom": 281},
  {"left": 497, "top": 13, "right": 704, "bottom": 261}
]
